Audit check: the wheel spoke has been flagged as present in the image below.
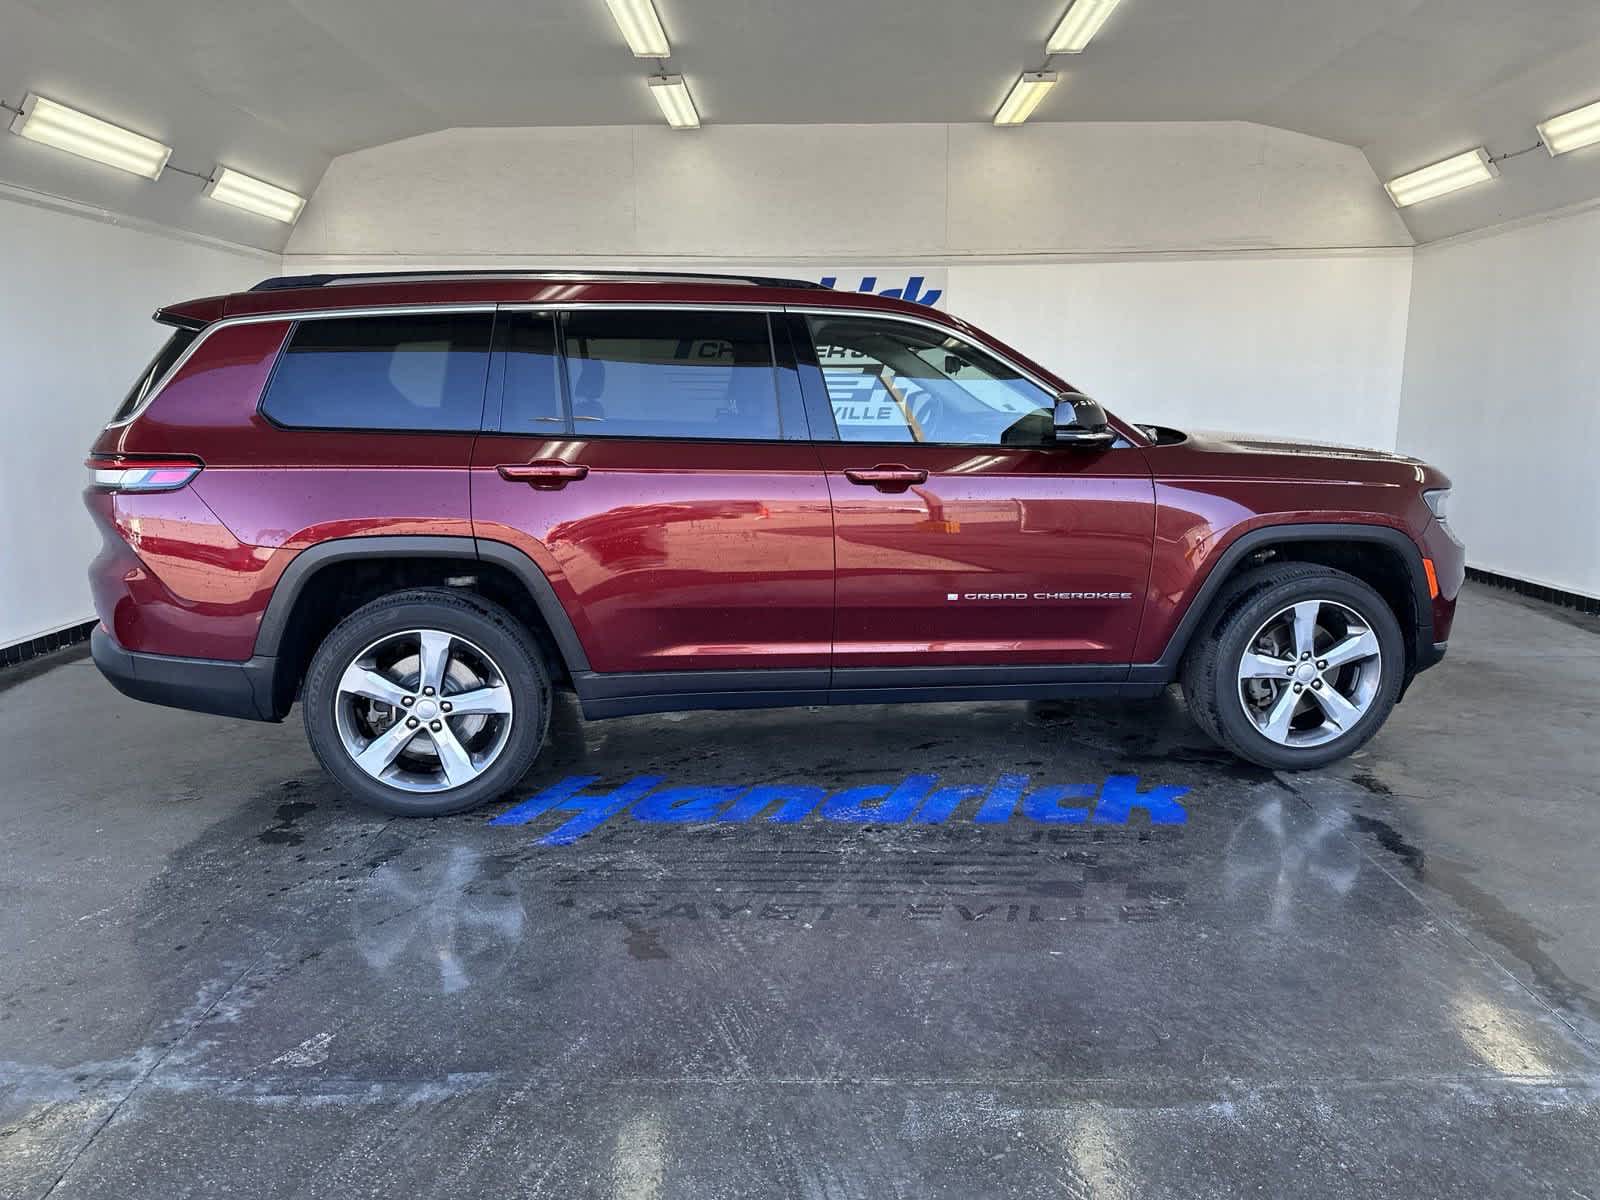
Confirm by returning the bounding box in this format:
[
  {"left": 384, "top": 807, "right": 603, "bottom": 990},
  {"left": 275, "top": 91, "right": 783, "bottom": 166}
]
[
  {"left": 431, "top": 723, "right": 478, "bottom": 788},
  {"left": 1321, "top": 628, "right": 1379, "bottom": 670},
  {"left": 353, "top": 721, "right": 417, "bottom": 778},
  {"left": 418, "top": 630, "right": 452, "bottom": 694},
  {"left": 446, "top": 684, "right": 513, "bottom": 716},
  {"left": 1291, "top": 601, "right": 1320, "bottom": 660},
  {"left": 337, "top": 663, "right": 411, "bottom": 707},
  {"left": 1240, "top": 652, "right": 1295, "bottom": 680},
  {"left": 1311, "top": 683, "right": 1363, "bottom": 730},
  {"left": 1261, "top": 685, "right": 1302, "bottom": 744}
]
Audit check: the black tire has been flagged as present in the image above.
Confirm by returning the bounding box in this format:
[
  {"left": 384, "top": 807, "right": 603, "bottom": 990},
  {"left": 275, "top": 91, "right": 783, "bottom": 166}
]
[
  {"left": 1179, "top": 563, "right": 1404, "bottom": 771},
  {"left": 302, "top": 588, "right": 552, "bottom": 816}
]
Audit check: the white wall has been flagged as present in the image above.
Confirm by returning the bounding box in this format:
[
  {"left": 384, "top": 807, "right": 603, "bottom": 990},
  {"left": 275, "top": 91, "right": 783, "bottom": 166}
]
[
  {"left": 287, "top": 122, "right": 1411, "bottom": 259},
  {"left": 287, "top": 122, "right": 1415, "bottom": 450},
  {"left": 949, "top": 253, "right": 1413, "bottom": 446},
  {"left": 0, "top": 187, "right": 275, "bottom": 648},
  {"left": 1397, "top": 204, "right": 1600, "bottom": 599}
]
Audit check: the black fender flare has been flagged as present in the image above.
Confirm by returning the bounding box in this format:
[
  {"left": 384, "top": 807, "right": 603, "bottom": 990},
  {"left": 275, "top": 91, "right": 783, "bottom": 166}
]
[
  {"left": 252, "top": 534, "right": 591, "bottom": 673},
  {"left": 1129, "top": 522, "right": 1433, "bottom": 684}
]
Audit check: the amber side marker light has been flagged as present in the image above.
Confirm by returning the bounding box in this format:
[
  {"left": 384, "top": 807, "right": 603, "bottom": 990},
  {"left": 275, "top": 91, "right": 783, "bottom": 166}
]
[{"left": 1423, "top": 558, "right": 1440, "bottom": 599}]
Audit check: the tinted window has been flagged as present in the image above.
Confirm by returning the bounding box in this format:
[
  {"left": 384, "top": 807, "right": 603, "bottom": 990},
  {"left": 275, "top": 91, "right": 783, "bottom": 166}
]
[
  {"left": 500, "top": 313, "right": 564, "bottom": 432},
  {"left": 562, "top": 310, "right": 779, "bottom": 440},
  {"left": 806, "top": 315, "right": 1056, "bottom": 446},
  {"left": 262, "top": 313, "right": 493, "bottom": 432},
  {"left": 112, "top": 327, "right": 198, "bottom": 423}
]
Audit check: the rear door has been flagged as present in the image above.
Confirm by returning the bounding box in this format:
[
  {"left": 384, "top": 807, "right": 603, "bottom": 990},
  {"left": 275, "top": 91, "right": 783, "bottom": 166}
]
[
  {"left": 793, "top": 310, "right": 1155, "bottom": 673},
  {"left": 470, "top": 306, "right": 834, "bottom": 678}
]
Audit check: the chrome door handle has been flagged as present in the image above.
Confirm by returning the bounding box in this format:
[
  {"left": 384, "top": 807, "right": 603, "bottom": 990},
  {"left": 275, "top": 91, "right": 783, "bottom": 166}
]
[{"left": 497, "top": 460, "right": 590, "bottom": 489}]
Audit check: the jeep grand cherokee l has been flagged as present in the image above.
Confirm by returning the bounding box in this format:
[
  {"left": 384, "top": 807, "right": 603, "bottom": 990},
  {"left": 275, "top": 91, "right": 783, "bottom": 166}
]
[{"left": 86, "top": 271, "right": 1463, "bottom": 815}]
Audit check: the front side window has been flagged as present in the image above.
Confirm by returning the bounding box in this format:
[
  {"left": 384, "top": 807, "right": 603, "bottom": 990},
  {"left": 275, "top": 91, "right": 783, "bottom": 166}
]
[
  {"left": 806, "top": 315, "right": 1056, "bottom": 446},
  {"left": 261, "top": 312, "right": 493, "bottom": 432},
  {"left": 561, "top": 309, "right": 780, "bottom": 440}
]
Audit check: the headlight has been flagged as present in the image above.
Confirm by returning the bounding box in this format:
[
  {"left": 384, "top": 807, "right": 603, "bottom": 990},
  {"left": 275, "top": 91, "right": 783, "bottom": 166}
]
[{"left": 1423, "top": 488, "right": 1451, "bottom": 522}]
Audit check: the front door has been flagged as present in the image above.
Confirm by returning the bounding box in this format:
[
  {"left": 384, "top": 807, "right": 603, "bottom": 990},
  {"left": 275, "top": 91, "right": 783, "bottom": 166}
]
[
  {"left": 795, "top": 311, "right": 1155, "bottom": 672},
  {"left": 471, "top": 307, "right": 833, "bottom": 677}
]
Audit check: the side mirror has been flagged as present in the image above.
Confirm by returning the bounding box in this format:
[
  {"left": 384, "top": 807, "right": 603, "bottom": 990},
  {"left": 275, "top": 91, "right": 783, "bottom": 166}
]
[{"left": 1053, "top": 392, "right": 1116, "bottom": 449}]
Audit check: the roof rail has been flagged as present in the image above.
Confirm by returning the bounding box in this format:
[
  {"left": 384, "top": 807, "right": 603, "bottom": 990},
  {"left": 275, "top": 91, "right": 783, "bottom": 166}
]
[{"left": 249, "top": 269, "right": 832, "bottom": 292}]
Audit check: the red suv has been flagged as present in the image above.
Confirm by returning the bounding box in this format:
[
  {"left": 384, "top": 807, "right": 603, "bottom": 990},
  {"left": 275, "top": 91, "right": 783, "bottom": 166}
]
[{"left": 87, "top": 271, "right": 1463, "bottom": 815}]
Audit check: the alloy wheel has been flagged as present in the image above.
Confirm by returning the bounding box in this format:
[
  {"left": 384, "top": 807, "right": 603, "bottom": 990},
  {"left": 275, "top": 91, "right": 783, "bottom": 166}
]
[
  {"left": 1235, "top": 599, "right": 1383, "bottom": 749},
  {"left": 333, "top": 629, "right": 515, "bottom": 793}
]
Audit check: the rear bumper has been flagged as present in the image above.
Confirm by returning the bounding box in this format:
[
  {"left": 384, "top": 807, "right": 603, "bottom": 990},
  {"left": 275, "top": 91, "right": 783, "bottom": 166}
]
[{"left": 91, "top": 627, "right": 279, "bottom": 722}]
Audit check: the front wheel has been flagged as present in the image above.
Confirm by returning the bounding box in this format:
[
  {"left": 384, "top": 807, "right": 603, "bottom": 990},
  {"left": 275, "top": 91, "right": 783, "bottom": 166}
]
[
  {"left": 302, "top": 589, "right": 552, "bottom": 816},
  {"left": 1180, "top": 564, "right": 1404, "bottom": 770}
]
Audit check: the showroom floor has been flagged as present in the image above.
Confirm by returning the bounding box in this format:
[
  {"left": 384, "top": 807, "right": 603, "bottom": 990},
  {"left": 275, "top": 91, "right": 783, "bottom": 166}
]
[{"left": 1, "top": 583, "right": 1597, "bottom": 1199}]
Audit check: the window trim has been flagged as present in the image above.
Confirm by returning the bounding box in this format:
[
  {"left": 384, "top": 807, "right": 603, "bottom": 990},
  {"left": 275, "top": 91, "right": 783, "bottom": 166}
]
[{"left": 113, "top": 299, "right": 1144, "bottom": 448}]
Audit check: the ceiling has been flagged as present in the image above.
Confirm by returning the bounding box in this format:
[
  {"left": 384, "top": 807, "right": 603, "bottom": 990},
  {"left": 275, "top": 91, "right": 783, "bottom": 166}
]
[{"left": 6, "top": 0, "right": 1600, "bottom": 249}]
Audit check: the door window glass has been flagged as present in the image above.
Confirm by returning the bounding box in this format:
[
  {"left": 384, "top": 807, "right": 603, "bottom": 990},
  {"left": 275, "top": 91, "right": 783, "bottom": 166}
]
[
  {"left": 500, "top": 312, "right": 564, "bottom": 431},
  {"left": 805, "top": 315, "right": 1055, "bottom": 446},
  {"left": 561, "top": 310, "right": 780, "bottom": 440}
]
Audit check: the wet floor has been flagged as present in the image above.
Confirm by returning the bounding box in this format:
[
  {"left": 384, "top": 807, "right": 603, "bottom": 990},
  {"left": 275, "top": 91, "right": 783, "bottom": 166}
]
[{"left": 1, "top": 584, "right": 1597, "bottom": 1198}]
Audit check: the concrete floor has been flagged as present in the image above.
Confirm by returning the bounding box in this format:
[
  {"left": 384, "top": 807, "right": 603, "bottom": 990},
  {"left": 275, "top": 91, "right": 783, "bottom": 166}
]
[{"left": 1, "top": 582, "right": 1597, "bottom": 1199}]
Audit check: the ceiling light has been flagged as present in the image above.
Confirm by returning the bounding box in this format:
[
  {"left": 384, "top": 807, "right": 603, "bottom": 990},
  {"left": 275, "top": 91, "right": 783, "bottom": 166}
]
[
  {"left": 1383, "top": 148, "right": 1499, "bottom": 208},
  {"left": 8, "top": 93, "right": 171, "bottom": 180},
  {"left": 1538, "top": 98, "right": 1600, "bottom": 156},
  {"left": 204, "top": 167, "right": 306, "bottom": 224},
  {"left": 994, "top": 72, "right": 1058, "bottom": 126},
  {"left": 648, "top": 75, "right": 699, "bottom": 129},
  {"left": 1046, "top": 0, "right": 1124, "bottom": 54},
  {"left": 605, "top": 0, "right": 670, "bottom": 57}
]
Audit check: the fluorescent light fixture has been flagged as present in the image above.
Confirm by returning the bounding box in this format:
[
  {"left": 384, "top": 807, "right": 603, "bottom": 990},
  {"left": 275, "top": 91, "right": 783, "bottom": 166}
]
[
  {"left": 605, "top": 0, "right": 670, "bottom": 57},
  {"left": 8, "top": 93, "right": 171, "bottom": 180},
  {"left": 204, "top": 166, "right": 306, "bottom": 224},
  {"left": 1383, "top": 148, "right": 1499, "bottom": 208},
  {"left": 1046, "top": 0, "right": 1123, "bottom": 54},
  {"left": 994, "top": 72, "right": 1058, "bottom": 126},
  {"left": 648, "top": 75, "right": 699, "bottom": 129},
  {"left": 1538, "top": 98, "right": 1600, "bottom": 156}
]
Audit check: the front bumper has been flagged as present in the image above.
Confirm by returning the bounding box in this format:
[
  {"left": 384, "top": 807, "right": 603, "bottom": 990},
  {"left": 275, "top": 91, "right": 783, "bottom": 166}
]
[
  {"left": 1415, "top": 639, "right": 1449, "bottom": 673},
  {"left": 91, "top": 627, "right": 279, "bottom": 722}
]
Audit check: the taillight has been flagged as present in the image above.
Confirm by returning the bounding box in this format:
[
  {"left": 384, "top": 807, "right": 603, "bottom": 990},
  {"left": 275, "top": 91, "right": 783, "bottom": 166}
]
[{"left": 86, "top": 455, "right": 202, "bottom": 493}]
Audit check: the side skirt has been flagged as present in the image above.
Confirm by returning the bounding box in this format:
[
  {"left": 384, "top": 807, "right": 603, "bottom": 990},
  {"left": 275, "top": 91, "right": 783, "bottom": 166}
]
[{"left": 573, "top": 666, "right": 1169, "bottom": 721}]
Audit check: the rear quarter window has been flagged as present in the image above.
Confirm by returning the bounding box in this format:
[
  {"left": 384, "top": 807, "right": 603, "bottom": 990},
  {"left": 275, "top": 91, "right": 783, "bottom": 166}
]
[
  {"left": 261, "top": 312, "right": 493, "bottom": 432},
  {"left": 111, "top": 327, "right": 199, "bottom": 425}
]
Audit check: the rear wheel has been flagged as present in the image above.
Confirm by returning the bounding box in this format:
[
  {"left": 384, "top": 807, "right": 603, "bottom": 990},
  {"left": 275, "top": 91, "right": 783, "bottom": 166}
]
[
  {"left": 303, "top": 589, "right": 551, "bottom": 815},
  {"left": 1180, "top": 564, "right": 1404, "bottom": 770}
]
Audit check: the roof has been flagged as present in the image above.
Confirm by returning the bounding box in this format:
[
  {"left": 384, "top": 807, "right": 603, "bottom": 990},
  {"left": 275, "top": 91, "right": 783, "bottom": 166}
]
[{"left": 155, "top": 271, "right": 956, "bottom": 329}]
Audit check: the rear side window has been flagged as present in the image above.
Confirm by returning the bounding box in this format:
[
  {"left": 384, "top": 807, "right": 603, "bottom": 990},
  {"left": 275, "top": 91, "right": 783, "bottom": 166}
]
[
  {"left": 561, "top": 309, "right": 780, "bottom": 440},
  {"left": 111, "top": 327, "right": 198, "bottom": 424},
  {"left": 262, "top": 312, "right": 493, "bottom": 432},
  {"left": 499, "top": 313, "right": 564, "bottom": 432}
]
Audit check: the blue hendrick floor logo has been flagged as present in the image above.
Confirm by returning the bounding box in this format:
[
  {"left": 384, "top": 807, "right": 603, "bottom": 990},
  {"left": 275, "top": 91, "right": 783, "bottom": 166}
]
[{"left": 488, "top": 773, "right": 1190, "bottom": 845}]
